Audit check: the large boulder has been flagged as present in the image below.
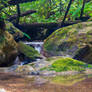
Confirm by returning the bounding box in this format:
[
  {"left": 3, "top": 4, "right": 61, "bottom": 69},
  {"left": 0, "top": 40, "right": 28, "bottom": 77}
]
[
  {"left": 0, "top": 30, "right": 18, "bottom": 66},
  {"left": 44, "top": 22, "right": 92, "bottom": 63}
]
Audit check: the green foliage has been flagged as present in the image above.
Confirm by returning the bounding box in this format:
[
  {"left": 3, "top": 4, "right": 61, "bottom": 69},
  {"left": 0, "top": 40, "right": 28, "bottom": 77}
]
[
  {"left": 1, "top": 0, "right": 92, "bottom": 23},
  {"left": 19, "top": 0, "right": 92, "bottom": 23},
  {"left": 0, "top": 0, "right": 8, "bottom": 19},
  {"left": 23, "top": 32, "right": 31, "bottom": 39},
  {"left": 0, "top": 0, "right": 92, "bottom": 23},
  {"left": 49, "top": 58, "right": 92, "bottom": 72}
]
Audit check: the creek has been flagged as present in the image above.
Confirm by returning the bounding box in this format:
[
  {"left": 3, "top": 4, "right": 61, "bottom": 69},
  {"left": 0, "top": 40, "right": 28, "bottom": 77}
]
[
  {"left": 1, "top": 41, "right": 92, "bottom": 92},
  {"left": 0, "top": 72, "right": 92, "bottom": 92},
  {"left": 24, "top": 41, "right": 44, "bottom": 54},
  {"left": 14, "top": 41, "right": 44, "bottom": 66}
]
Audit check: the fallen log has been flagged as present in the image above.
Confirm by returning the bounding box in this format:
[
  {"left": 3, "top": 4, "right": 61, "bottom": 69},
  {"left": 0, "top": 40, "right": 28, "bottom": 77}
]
[
  {"left": 8, "top": 0, "right": 36, "bottom": 5},
  {"left": 17, "top": 20, "right": 81, "bottom": 29},
  {"left": 14, "top": 20, "right": 81, "bottom": 41},
  {"left": 9, "top": 10, "right": 36, "bottom": 21},
  {"left": 18, "top": 22, "right": 59, "bottom": 29}
]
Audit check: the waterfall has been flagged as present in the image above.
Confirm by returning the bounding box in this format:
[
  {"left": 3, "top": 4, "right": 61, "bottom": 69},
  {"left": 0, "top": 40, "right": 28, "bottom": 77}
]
[
  {"left": 35, "top": 44, "right": 42, "bottom": 53},
  {"left": 14, "top": 42, "right": 44, "bottom": 65},
  {"left": 14, "top": 56, "right": 20, "bottom": 65},
  {"left": 24, "top": 41, "right": 44, "bottom": 54}
]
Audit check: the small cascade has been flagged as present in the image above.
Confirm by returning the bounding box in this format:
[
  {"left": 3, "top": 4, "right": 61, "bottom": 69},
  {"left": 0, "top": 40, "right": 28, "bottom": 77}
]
[
  {"left": 14, "top": 56, "right": 24, "bottom": 65},
  {"left": 24, "top": 41, "right": 44, "bottom": 54},
  {"left": 20, "top": 62, "right": 25, "bottom": 66},
  {"left": 14, "top": 42, "right": 44, "bottom": 66},
  {"left": 14, "top": 56, "right": 21, "bottom": 65},
  {"left": 35, "top": 44, "right": 41, "bottom": 53}
]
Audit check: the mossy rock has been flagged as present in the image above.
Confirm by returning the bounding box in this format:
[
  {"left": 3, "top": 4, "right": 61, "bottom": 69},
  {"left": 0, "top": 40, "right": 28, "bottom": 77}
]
[
  {"left": 41, "top": 57, "right": 92, "bottom": 72},
  {"left": 0, "top": 30, "right": 18, "bottom": 66},
  {"left": 18, "top": 42, "right": 40, "bottom": 60},
  {"left": 44, "top": 21, "right": 92, "bottom": 63},
  {"left": 15, "top": 65, "right": 35, "bottom": 74}
]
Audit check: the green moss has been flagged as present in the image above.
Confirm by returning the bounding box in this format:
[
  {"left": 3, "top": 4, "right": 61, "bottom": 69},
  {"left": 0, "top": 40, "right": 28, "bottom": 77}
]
[
  {"left": 18, "top": 42, "right": 40, "bottom": 59},
  {"left": 5, "top": 21, "right": 23, "bottom": 37},
  {"left": 43, "top": 57, "right": 92, "bottom": 72},
  {"left": 43, "top": 21, "right": 92, "bottom": 60}
]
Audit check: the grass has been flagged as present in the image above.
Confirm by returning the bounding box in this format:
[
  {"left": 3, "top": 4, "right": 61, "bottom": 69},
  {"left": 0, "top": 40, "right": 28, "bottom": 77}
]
[{"left": 41, "top": 57, "right": 92, "bottom": 72}]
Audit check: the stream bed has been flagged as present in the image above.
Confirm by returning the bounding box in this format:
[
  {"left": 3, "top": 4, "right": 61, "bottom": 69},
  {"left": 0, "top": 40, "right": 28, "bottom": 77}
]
[{"left": 0, "top": 72, "right": 92, "bottom": 92}]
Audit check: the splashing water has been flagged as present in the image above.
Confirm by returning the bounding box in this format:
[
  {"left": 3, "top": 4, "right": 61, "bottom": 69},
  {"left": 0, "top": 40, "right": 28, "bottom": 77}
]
[{"left": 0, "top": 88, "right": 6, "bottom": 92}]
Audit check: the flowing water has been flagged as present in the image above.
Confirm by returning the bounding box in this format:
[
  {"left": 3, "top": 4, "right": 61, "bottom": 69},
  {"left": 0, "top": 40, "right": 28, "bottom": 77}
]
[
  {"left": 24, "top": 41, "right": 44, "bottom": 54},
  {"left": 14, "top": 41, "right": 44, "bottom": 66}
]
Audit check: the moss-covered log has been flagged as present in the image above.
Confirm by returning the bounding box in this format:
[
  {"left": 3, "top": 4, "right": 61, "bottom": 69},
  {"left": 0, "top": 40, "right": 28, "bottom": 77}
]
[
  {"left": 14, "top": 20, "right": 81, "bottom": 41},
  {"left": 17, "top": 20, "right": 80, "bottom": 29}
]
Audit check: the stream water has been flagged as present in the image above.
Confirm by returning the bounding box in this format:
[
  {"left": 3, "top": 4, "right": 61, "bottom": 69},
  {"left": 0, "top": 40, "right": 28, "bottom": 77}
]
[
  {"left": 0, "top": 41, "right": 92, "bottom": 92},
  {"left": 24, "top": 41, "right": 44, "bottom": 53},
  {"left": 14, "top": 41, "right": 44, "bottom": 66},
  {"left": 0, "top": 72, "right": 92, "bottom": 92}
]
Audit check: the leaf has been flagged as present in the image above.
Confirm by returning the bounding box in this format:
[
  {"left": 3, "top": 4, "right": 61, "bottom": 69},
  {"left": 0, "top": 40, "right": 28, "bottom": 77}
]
[{"left": 23, "top": 32, "right": 31, "bottom": 39}]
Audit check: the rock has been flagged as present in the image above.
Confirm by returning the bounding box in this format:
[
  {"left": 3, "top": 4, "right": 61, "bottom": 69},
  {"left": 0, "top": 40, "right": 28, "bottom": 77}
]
[
  {"left": 30, "top": 71, "right": 40, "bottom": 75},
  {"left": 44, "top": 22, "right": 92, "bottom": 63},
  {"left": 40, "top": 70, "right": 56, "bottom": 76},
  {"left": 0, "top": 31, "right": 18, "bottom": 66},
  {"left": 15, "top": 65, "right": 35, "bottom": 75},
  {"left": 8, "top": 65, "right": 19, "bottom": 72},
  {"left": 33, "top": 60, "right": 50, "bottom": 70},
  {"left": 0, "top": 20, "right": 25, "bottom": 66}
]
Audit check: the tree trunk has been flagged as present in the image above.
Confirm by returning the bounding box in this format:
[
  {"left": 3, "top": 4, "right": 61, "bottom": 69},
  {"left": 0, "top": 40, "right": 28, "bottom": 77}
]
[
  {"left": 59, "top": 0, "right": 62, "bottom": 14},
  {"left": 16, "top": 4, "right": 21, "bottom": 24},
  {"left": 0, "top": 18, "right": 5, "bottom": 31},
  {"left": 9, "top": 10, "right": 36, "bottom": 21},
  {"left": 61, "top": 0, "right": 73, "bottom": 26},
  {"left": 80, "top": 0, "right": 86, "bottom": 19}
]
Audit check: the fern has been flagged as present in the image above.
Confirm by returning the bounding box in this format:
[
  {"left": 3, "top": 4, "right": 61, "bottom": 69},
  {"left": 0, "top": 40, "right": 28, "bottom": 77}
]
[{"left": 23, "top": 32, "right": 31, "bottom": 39}]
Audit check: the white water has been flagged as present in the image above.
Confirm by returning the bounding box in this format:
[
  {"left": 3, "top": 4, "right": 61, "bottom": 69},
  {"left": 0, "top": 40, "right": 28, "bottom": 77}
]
[
  {"left": 14, "top": 42, "right": 44, "bottom": 66},
  {"left": 34, "top": 45, "right": 42, "bottom": 53},
  {"left": 24, "top": 41, "right": 44, "bottom": 53},
  {"left": 0, "top": 88, "right": 6, "bottom": 92}
]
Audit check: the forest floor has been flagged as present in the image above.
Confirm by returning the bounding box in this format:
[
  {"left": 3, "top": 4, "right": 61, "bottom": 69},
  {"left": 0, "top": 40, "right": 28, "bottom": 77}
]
[{"left": 0, "top": 72, "right": 92, "bottom": 92}]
